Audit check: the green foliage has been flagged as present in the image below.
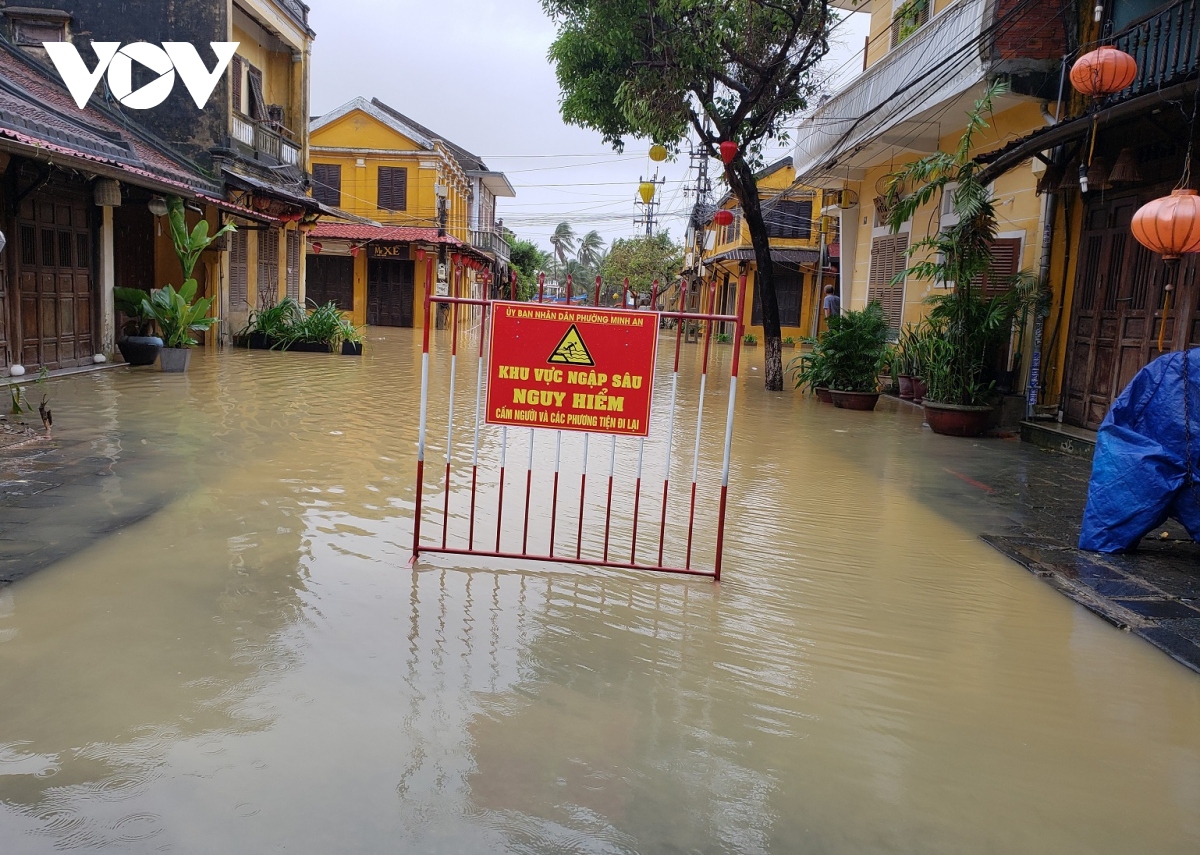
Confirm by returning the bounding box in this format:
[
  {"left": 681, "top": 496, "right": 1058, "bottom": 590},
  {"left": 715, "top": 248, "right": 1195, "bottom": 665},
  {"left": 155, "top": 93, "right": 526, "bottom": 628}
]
[
  {"left": 716, "top": 332, "right": 732, "bottom": 343},
  {"left": 337, "top": 317, "right": 364, "bottom": 346},
  {"left": 817, "top": 304, "right": 892, "bottom": 393},
  {"left": 893, "top": 0, "right": 928, "bottom": 45},
  {"left": 600, "top": 232, "right": 683, "bottom": 296},
  {"left": 113, "top": 286, "right": 155, "bottom": 336},
  {"left": 743, "top": 333, "right": 758, "bottom": 345},
  {"left": 883, "top": 81, "right": 1046, "bottom": 406},
  {"left": 241, "top": 298, "right": 305, "bottom": 340},
  {"left": 788, "top": 340, "right": 834, "bottom": 393},
  {"left": 782, "top": 336, "right": 796, "bottom": 346},
  {"left": 167, "top": 196, "right": 236, "bottom": 281},
  {"left": 144, "top": 280, "right": 217, "bottom": 348},
  {"left": 276, "top": 301, "right": 346, "bottom": 350},
  {"left": 509, "top": 235, "right": 552, "bottom": 301}
]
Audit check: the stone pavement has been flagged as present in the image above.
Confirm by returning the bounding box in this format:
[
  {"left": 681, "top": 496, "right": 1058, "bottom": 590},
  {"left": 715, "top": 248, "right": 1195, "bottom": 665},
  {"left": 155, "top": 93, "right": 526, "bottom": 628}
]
[{"left": 873, "top": 397, "right": 1200, "bottom": 675}]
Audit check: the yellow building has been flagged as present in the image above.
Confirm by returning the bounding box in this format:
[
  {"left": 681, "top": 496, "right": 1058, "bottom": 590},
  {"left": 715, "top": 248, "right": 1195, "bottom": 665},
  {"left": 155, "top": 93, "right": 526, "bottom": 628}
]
[
  {"left": 790, "top": 0, "right": 1068, "bottom": 392},
  {"left": 686, "top": 159, "right": 834, "bottom": 341},
  {"left": 306, "top": 98, "right": 514, "bottom": 328}
]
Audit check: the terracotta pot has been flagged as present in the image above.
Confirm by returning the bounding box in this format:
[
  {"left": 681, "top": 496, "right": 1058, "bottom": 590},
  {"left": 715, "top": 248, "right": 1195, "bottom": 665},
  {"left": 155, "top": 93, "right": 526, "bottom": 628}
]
[
  {"left": 829, "top": 389, "right": 880, "bottom": 411},
  {"left": 912, "top": 377, "right": 928, "bottom": 404},
  {"left": 898, "top": 375, "right": 915, "bottom": 400},
  {"left": 923, "top": 401, "right": 994, "bottom": 437},
  {"left": 815, "top": 386, "right": 833, "bottom": 404},
  {"left": 159, "top": 347, "right": 192, "bottom": 373}
]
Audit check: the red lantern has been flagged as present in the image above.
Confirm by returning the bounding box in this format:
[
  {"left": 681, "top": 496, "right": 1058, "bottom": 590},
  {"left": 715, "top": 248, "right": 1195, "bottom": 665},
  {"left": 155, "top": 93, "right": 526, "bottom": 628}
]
[
  {"left": 714, "top": 209, "right": 734, "bottom": 227},
  {"left": 1070, "top": 46, "right": 1137, "bottom": 97},
  {"left": 719, "top": 140, "right": 738, "bottom": 164},
  {"left": 416, "top": 248, "right": 427, "bottom": 262},
  {"left": 311, "top": 242, "right": 323, "bottom": 255},
  {"left": 350, "top": 244, "right": 360, "bottom": 258},
  {"left": 452, "top": 253, "right": 462, "bottom": 266},
  {"left": 1131, "top": 189, "right": 1200, "bottom": 259}
]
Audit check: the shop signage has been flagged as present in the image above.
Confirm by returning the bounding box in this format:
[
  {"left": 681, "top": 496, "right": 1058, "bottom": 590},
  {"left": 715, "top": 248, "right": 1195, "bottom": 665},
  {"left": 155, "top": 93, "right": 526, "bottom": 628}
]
[
  {"left": 486, "top": 302, "right": 658, "bottom": 437},
  {"left": 370, "top": 243, "right": 407, "bottom": 259}
]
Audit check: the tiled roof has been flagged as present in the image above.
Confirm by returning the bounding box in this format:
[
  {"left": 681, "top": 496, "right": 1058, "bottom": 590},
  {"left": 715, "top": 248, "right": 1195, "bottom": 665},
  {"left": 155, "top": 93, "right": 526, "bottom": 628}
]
[
  {"left": 0, "top": 39, "right": 220, "bottom": 194},
  {"left": 309, "top": 223, "right": 463, "bottom": 244}
]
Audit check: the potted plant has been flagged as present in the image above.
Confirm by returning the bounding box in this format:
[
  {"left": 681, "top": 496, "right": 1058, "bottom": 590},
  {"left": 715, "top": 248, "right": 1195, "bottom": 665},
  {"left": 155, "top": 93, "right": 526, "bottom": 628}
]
[
  {"left": 821, "top": 304, "right": 891, "bottom": 410},
  {"left": 277, "top": 301, "right": 343, "bottom": 353},
  {"left": 742, "top": 332, "right": 759, "bottom": 347},
  {"left": 782, "top": 335, "right": 796, "bottom": 349},
  {"left": 893, "top": 323, "right": 919, "bottom": 400},
  {"left": 238, "top": 298, "right": 303, "bottom": 349},
  {"left": 145, "top": 280, "right": 219, "bottom": 372},
  {"left": 789, "top": 339, "right": 835, "bottom": 402},
  {"left": 337, "top": 317, "right": 364, "bottom": 356},
  {"left": 145, "top": 197, "right": 235, "bottom": 372},
  {"left": 113, "top": 286, "right": 162, "bottom": 366},
  {"left": 884, "top": 81, "right": 1037, "bottom": 436}
]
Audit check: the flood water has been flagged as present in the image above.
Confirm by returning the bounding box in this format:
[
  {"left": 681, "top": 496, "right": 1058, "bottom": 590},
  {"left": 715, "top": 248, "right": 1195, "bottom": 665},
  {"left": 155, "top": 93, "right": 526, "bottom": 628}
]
[{"left": 1, "top": 328, "right": 1198, "bottom": 853}]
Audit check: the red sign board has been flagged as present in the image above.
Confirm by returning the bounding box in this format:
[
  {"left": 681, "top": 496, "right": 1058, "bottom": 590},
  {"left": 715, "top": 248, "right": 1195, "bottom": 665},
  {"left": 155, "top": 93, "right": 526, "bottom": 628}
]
[{"left": 487, "top": 302, "right": 659, "bottom": 437}]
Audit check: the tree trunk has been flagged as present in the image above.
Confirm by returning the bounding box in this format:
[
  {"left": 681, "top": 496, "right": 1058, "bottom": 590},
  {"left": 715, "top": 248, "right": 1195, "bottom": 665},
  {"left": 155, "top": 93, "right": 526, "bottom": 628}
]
[{"left": 726, "top": 157, "right": 783, "bottom": 391}]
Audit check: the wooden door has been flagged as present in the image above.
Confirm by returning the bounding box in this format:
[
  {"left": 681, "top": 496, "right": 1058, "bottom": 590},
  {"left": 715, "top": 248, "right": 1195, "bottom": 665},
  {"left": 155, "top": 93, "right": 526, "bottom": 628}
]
[
  {"left": 307, "top": 255, "right": 353, "bottom": 310},
  {"left": 1063, "top": 192, "right": 1177, "bottom": 429},
  {"left": 367, "top": 258, "right": 414, "bottom": 327},
  {"left": 15, "top": 186, "right": 93, "bottom": 370}
]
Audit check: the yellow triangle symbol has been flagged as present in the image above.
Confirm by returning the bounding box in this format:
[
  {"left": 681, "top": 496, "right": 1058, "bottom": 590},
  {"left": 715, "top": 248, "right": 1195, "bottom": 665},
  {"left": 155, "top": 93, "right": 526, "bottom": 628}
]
[{"left": 547, "top": 324, "right": 595, "bottom": 366}]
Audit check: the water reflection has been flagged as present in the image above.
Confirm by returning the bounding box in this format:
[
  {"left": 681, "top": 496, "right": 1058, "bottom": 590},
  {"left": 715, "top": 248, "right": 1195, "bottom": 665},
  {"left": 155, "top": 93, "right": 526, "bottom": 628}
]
[{"left": 0, "top": 330, "right": 1196, "bottom": 853}]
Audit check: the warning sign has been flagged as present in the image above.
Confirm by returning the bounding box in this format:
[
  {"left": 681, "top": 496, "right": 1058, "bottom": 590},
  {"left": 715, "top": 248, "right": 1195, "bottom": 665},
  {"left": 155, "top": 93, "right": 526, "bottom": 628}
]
[
  {"left": 547, "top": 325, "right": 595, "bottom": 366},
  {"left": 487, "top": 302, "right": 659, "bottom": 437}
]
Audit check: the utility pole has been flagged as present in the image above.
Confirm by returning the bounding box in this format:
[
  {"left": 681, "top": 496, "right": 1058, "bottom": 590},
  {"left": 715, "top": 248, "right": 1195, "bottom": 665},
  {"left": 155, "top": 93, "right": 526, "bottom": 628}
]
[{"left": 634, "top": 172, "right": 666, "bottom": 236}]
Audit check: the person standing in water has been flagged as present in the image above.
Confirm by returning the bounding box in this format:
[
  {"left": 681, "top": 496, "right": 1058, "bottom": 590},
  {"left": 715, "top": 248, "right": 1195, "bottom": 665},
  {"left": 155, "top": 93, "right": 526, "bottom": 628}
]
[{"left": 822, "top": 284, "right": 841, "bottom": 330}]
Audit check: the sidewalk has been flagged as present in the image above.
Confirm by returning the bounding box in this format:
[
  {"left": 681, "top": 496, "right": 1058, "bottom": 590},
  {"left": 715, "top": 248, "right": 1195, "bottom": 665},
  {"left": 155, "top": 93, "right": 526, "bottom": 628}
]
[{"left": 877, "top": 397, "right": 1200, "bottom": 674}]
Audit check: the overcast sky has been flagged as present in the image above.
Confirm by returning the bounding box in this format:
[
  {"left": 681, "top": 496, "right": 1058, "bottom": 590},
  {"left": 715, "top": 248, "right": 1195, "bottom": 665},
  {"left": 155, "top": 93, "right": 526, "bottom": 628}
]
[{"left": 308, "top": 0, "right": 869, "bottom": 255}]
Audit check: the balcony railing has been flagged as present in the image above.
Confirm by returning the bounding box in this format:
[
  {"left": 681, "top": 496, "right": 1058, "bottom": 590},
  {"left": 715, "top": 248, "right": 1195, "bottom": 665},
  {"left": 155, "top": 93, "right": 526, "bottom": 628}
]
[
  {"left": 470, "top": 228, "right": 512, "bottom": 262},
  {"left": 1109, "top": 0, "right": 1200, "bottom": 104},
  {"left": 232, "top": 112, "right": 300, "bottom": 167}
]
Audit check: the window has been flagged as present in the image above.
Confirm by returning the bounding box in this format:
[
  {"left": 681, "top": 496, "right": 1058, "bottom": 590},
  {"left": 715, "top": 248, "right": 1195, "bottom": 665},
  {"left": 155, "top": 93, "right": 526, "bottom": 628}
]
[
  {"left": 752, "top": 270, "right": 805, "bottom": 327},
  {"left": 891, "top": 0, "right": 930, "bottom": 48},
  {"left": 378, "top": 167, "right": 408, "bottom": 211},
  {"left": 230, "top": 229, "right": 249, "bottom": 307},
  {"left": 312, "top": 164, "right": 342, "bottom": 208},
  {"left": 977, "top": 238, "right": 1022, "bottom": 296},
  {"left": 258, "top": 228, "right": 280, "bottom": 304},
  {"left": 231, "top": 57, "right": 266, "bottom": 119},
  {"left": 720, "top": 210, "right": 741, "bottom": 244},
  {"left": 766, "top": 199, "right": 814, "bottom": 240},
  {"left": 247, "top": 65, "right": 267, "bottom": 121},
  {"left": 868, "top": 234, "right": 909, "bottom": 334},
  {"left": 231, "top": 56, "right": 243, "bottom": 113},
  {"left": 307, "top": 256, "right": 354, "bottom": 311},
  {"left": 286, "top": 230, "right": 301, "bottom": 301}
]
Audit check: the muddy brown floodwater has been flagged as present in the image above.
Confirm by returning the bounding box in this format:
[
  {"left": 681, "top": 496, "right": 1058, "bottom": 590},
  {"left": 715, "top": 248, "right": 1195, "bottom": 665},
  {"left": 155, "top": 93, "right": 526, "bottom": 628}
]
[{"left": 0, "top": 328, "right": 1198, "bottom": 854}]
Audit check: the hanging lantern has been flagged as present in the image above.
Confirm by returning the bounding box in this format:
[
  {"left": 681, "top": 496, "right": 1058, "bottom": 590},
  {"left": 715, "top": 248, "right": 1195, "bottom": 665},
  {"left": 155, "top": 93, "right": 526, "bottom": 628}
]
[
  {"left": 638, "top": 182, "right": 655, "bottom": 204},
  {"left": 350, "top": 244, "right": 361, "bottom": 258},
  {"left": 719, "top": 140, "right": 739, "bottom": 164},
  {"left": 1131, "top": 189, "right": 1200, "bottom": 259},
  {"left": 713, "top": 209, "right": 734, "bottom": 227},
  {"left": 311, "top": 242, "right": 323, "bottom": 255},
  {"left": 1109, "top": 148, "right": 1142, "bottom": 185},
  {"left": 416, "top": 247, "right": 427, "bottom": 262},
  {"left": 649, "top": 144, "right": 668, "bottom": 162},
  {"left": 1086, "top": 157, "right": 1113, "bottom": 192},
  {"left": 1070, "top": 46, "right": 1137, "bottom": 97},
  {"left": 452, "top": 253, "right": 462, "bottom": 266}
]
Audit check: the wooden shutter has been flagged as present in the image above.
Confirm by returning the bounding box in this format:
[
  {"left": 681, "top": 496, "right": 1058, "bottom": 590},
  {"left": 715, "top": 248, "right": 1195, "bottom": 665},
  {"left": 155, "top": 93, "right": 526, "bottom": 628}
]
[
  {"left": 258, "top": 228, "right": 280, "bottom": 303},
  {"left": 312, "top": 164, "right": 341, "bottom": 208},
  {"left": 231, "top": 56, "right": 243, "bottom": 113},
  {"left": 979, "top": 237, "right": 1021, "bottom": 296},
  {"left": 230, "top": 229, "right": 249, "bottom": 307},
  {"left": 868, "top": 234, "right": 908, "bottom": 333},
  {"left": 378, "top": 167, "right": 408, "bottom": 211},
  {"left": 247, "top": 65, "right": 266, "bottom": 120},
  {"left": 766, "top": 200, "right": 814, "bottom": 239},
  {"left": 286, "top": 230, "right": 300, "bottom": 301}
]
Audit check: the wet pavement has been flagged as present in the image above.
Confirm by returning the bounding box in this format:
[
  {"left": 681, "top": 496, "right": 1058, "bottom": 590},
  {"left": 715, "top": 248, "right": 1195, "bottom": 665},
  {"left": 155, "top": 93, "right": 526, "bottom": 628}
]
[{"left": 0, "top": 331, "right": 1198, "bottom": 854}]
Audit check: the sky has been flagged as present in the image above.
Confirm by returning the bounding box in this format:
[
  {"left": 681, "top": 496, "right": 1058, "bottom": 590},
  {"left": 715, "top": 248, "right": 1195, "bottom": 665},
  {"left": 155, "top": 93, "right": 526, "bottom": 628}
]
[{"left": 307, "top": 0, "right": 869, "bottom": 255}]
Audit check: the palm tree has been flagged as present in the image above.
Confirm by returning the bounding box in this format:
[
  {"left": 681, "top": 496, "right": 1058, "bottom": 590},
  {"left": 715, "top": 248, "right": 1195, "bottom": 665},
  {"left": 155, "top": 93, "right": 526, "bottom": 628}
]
[
  {"left": 549, "top": 221, "right": 576, "bottom": 281},
  {"left": 576, "top": 230, "right": 605, "bottom": 271}
]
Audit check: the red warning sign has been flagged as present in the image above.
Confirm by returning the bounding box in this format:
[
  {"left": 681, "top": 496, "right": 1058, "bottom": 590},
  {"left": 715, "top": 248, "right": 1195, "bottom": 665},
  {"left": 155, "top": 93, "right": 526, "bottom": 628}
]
[{"left": 487, "top": 301, "right": 659, "bottom": 437}]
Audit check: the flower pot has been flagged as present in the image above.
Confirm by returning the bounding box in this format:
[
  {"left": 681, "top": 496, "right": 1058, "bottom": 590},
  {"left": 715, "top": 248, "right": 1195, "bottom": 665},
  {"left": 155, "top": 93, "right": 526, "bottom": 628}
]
[
  {"left": 341, "top": 341, "right": 363, "bottom": 356},
  {"left": 159, "top": 347, "right": 192, "bottom": 373},
  {"left": 829, "top": 389, "right": 880, "bottom": 411},
  {"left": 923, "top": 401, "right": 993, "bottom": 437},
  {"left": 241, "top": 332, "right": 276, "bottom": 350},
  {"left": 117, "top": 336, "right": 163, "bottom": 367},
  {"left": 815, "top": 386, "right": 833, "bottom": 404},
  {"left": 912, "top": 377, "right": 928, "bottom": 404},
  {"left": 897, "top": 375, "right": 915, "bottom": 400},
  {"left": 286, "top": 341, "right": 335, "bottom": 353}
]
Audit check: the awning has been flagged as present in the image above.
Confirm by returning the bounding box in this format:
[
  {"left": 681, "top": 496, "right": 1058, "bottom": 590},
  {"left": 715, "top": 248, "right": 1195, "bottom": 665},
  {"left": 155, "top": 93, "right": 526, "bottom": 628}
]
[
  {"left": 310, "top": 223, "right": 462, "bottom": 244},
  {"left": 223, "top": 168, "right": 318, "bottom": 211},
  {"left": 707, "top": 248, "right": 822, "bottom": 265}
]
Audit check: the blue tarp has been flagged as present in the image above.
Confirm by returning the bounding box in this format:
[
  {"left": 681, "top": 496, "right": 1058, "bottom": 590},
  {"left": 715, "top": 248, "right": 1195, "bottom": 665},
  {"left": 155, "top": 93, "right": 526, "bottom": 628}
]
[{"left": 1079, "top": 348, "right": 1200, "bottom": 553}]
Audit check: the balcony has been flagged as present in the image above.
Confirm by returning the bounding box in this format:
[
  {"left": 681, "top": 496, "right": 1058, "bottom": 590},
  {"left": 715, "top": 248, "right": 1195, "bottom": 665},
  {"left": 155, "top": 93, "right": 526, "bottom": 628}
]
[
  {"left": 271, "top": 0, "right": 310, "bottom": 29},
  {"left": 1108, "top": 0, "right": 1200, "bottom": 105},
  {"left": 232, "top": 113, "right": 300, "bottom": 167},
  {"left": 470, "top": 228, "right": 512, "bottom": 263},
  {"left": 791, "top": 0, "right": 989, "bottom": 184}
]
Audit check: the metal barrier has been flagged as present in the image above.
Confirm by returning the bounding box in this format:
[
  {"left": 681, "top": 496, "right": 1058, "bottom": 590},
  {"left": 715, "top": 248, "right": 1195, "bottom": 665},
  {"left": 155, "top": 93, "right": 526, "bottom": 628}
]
[{"left": 412, "top": 271, "right": 747, "bottom": 580}]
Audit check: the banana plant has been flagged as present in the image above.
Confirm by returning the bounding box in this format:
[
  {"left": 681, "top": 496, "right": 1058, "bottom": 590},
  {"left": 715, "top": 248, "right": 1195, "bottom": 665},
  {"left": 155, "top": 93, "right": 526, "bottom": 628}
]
[
  {"left": 167, "top": 196, "right": 236, "bottom": 280},
  {"left": 143, "top": 279, "right": 218, "bottom": 348}
]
